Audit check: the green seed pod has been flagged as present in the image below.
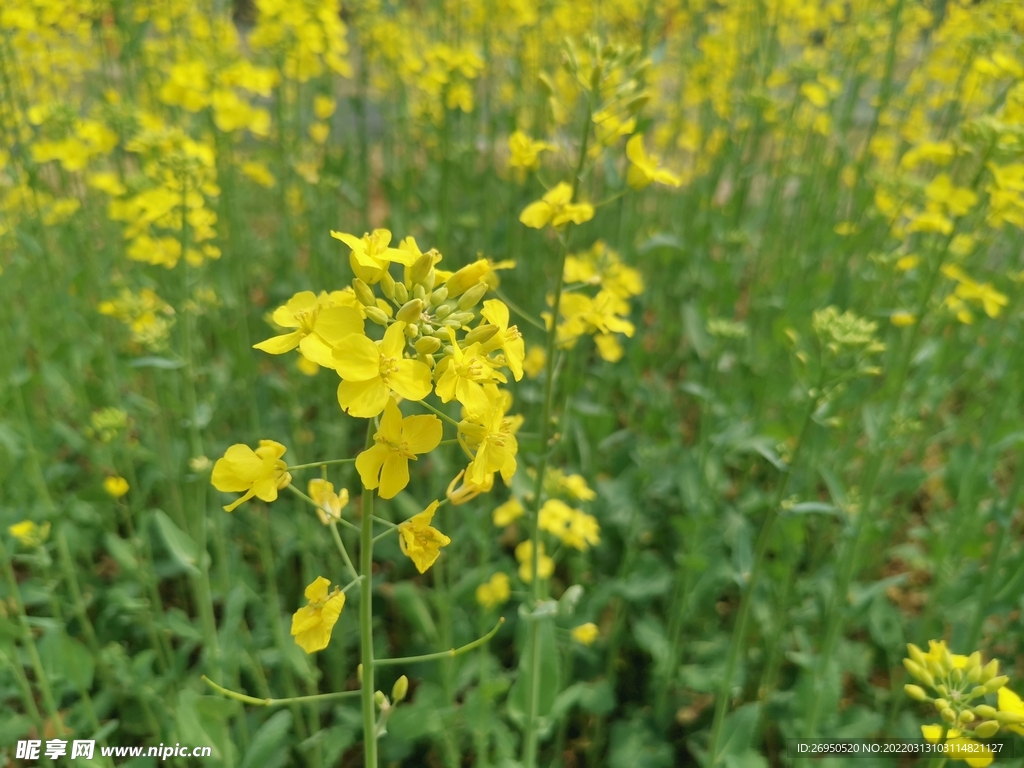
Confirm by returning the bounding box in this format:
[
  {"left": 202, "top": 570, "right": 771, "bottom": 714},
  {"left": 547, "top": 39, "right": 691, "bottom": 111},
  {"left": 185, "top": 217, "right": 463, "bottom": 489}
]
[
  {"left": 414, "top": 336, "right": 441, "bottom": 354},
  {"left": 365, "top": 307, "right": 390, "bottom": 326},
  {"left": 975, "top": 705, "right": 998, "bottom": 719},
  {"left": 392, "top": 675, "right": 409, "bottom": 703},
  {"left": 374, "top": 690, "right": 387, "bottom": 710},
  {"left": 380, "top": 270, "right": 397, "bottom": 301},
  {"left": 984, "top": 676, "right": 1010, "bottom": 694},
  {"left": 457, "top": 282, "right": 488, "bottom": 310},
  {"left": 353, "top": 278, "right": 376, "bottom": 307},
  {"left": 404, "top": 323, "right": 419, "bottom": 338},
  {"left": 435, "top": 304, "right": 452, "bottom": 320},
  {"left": 411, "top": 253, "right": 434, "bottom": 284},
  {"left": 463, "top": 324, "right": 498, "bottom": 345},
  {"left": 430, "top": 286, "right": 449, "bottom": 307},
  {"left": 974, "top": 720, "right": 1000, "bottom": 739},
  {"left": 904, "top": 685, "right": 930, "bottom": 702},
  {"left": 397, "top": 298, "right": 424, "bottom": 323},
  {"left": 394, "top": 282, "right": 409, "bottom": 304},
  {"left": 941, "top": 708, "right": 957, "bottom": 724},
  {"left": 996, "top": 711, "right": 1024, "bottom": 725}
]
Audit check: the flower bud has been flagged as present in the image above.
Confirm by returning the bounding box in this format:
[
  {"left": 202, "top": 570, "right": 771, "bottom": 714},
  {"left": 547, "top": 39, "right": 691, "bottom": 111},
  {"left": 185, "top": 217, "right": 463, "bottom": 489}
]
[
  {"left": 353, "top": 278, "right": 376, "bottom": 307},
  {"left": 981, "top": 660, "right": 999, "bottom": 683},
  {"left": 589, "top": 62, "right": 603, "bottom": 91},
  {"left": 996, "top": 711, "right": 1024, "bottom": 725},
  {"left": 457, "top": 282, "right": 488, "bottom": 310},
  {"left": 934, "top": 699, "right": 950, "bottom": 712},
  {"left": 904, "top": 685, "right": 930, "bottom": 702},
  {"left": 404, "top": 323, "right": 419, "bottom": 338},
  {"left": 380, "top": 270, "right": 396, "bottom": 300},
  {"left": 411, "top": 253, "right": 434, "bottom": 284},
  {"left": 449, "top": 311, "right": 475, "bottom": 326},
  {"left": 967, "top": 664, "right": 982, "bottom": 684},
  {"left": 974, "top": 705, "right": 998, "bottom": 719},
  {"left": 537, "top": 73, "right": 555, "bottom": 96},
  {"left": 435, "top": 304, "right": 452, "bottom": 320},
  {"left": 952, "top": 668, "right": 964, "bottom": 686},
  {"left": 413, "top": 283, "right": 427, "bottom": 300},
  {"left": 907, "top": 644, "right": 928, "bottom": 667},
  {"left": 958, "top": 710, "right": 975, "bottom": 724},
  {"left": 430, "top": 286, "right": 449, "bottom": 307},
  {"left": 970, "top": 686, "right": 987, "bottom": 698},
  {"left": 392, "top": 675, "right": 409, "bottom": 703},
  {"left": 984, "top": 676, "right": 1010, "bottom": 694},
  {"left": 374, "top": 690, "right": 387, "bottom": 709},
  {"left": 974, "top": 720, "right": 1000, "bottom": 738},
  {"left": 417, "top": 353, "right": 435, "bottom": 367},
  {"left": 365, "top": 307, "right": 390, "bottom": 326},
  {"left": 357, "top": 663, "right": 363, "bottom": 683},
  {"left": 626, "top": 92, "right": 650, "bottom": 114},
  {"left": 414, "top": 336, "right": 441, "bottom": 354},
  {"left": 463, "top": 324, "right": 498, "bottom": 345},
  {"left": 904, "top": 659, "right": 935, "bottom": 688},
  {"left": 936, "top": 685, "right": 950, "bottom": 697},
  {"left": 394, "top": 282, "right": 409, "bottom": 304},
  {"left": 397, "top": 299, "right": 424, "bottom": 323},
  {"left": 941, "top": 708, "right": 957, "bottom": 724}
]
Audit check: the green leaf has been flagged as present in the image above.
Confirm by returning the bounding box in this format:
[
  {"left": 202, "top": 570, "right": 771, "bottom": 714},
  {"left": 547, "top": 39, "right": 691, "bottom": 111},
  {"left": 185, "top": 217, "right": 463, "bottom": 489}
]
[
  {"left": 608, "top": 716, "right": 673, "bottom": 768},
  {"left": 239, "top": 710, "right": 292, "bottom": 768},
  {"left": 507, "top": 619, "right": 561, "bottom": 734},
  {"left": 39, "top": 629, "right": 94, "bottom": 690},
  {"left": 129, "top": 356, "right": 185, "bottom": 369},
  {"left": 104, "top": 532, "right": 139, "bottom": 573},
  {"left": 152, "top": 510, "right": 201, "bottom": 575}
]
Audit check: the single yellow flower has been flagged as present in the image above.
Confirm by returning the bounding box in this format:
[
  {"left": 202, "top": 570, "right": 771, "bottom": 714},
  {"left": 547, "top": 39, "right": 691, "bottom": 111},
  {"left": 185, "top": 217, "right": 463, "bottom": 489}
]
[
  {"left": 476, "top": 572, "right": 511, "bottom": 609},
  {"left": 522, "top": 346, "right": 546, "bottom": 378},
  {"left": 398, "top": 501, "right": 452, "bottom": 573},
  {"left": 9, "top": 520, "right": 51, "bottom": 548},
  {"left": 330, "top": 229, "right": 415, "bottom": 284},
  {"left": 571, "top": 622, "right": 600, "bottom": 646},
  {"left": 998, "top": 688, "right": 1024, "bottom": 736},
  {"left": 479, "top": 300, "right": 525, "bottom": 381},
  {"left": 308, "top": 479, "right": 349, "bottom": 525},
  {"left": 492, "top": 497, "right": 524, "bottom": 527},
  {"left": 291, "top": 576, "right": 346, "bottom": 654},
  {"left": 212, "top": 440, "right": 292, "bottom": 512},
  {"left": 434, "top": 328, "right": 506, "bottom": 416},
  {"left": 254, "top": 291, "right": 364, "bottom": 368},
  {"left": 920, "top": 725, "right": 994, "bottom": 768},
  {"left": 515, "top": 540, "right": 554, "bottom": 583},
  {"left": 460, "top": 392, "right": 519, "bottom": 485},
  {"left": 334, "top": 322, "right": 433, "bottom": 417},
  {"left": 446, "top": 468, "right": 494, "bottom": 505},
  {"left": 519, "top": 182, "right": 594, "bottom": 229},
  {"left": 508, "top": 131, "right": 554, "bottom": 171},
  {"left": 626, "top": 134, "right": 682, "bottom": 190},
  {"left": 103, "top": 476, "right": 130, "bottom": 498},
  {"left": 355, "top": 398, "right": 442, "bottom": 499},
  {"left": 891, "top": 310, "right": 916, "bottom": 327}
]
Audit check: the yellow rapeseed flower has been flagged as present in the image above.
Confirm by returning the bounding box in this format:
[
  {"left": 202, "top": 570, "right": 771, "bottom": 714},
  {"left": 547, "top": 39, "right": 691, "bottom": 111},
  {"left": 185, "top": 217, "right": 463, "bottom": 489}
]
[
  {"left": 331, "top": 229, "right": 415, "bottom": 284},
  {"left": 920, "top": 726, "right": 994, "bottom": 768},
  {"left": 571, "top": 622, "right": 600, "bottom": 646},
  {"left": 291, "top": 576, "right": 346, "bottom": 654},
  {"left": 8, "top": 520, "right": 51, "bottom": 548},
  {"left": 515, "top": 540, "right": 554, "bottom": 583},
  {"left": 998, "top": 688, "right": 1024, "bottom": 736},
  {"left": 492, "top": 497, "right": 524, "bottom": 526},
  {"left": 355, "top": 398, "right": 442, "bottom": 499},
  {"left": 519, "top": 182, "right": 594, "bottom": 229},
  {"left": 254, "top": 291, "right": 364, "bottom": 368},
  {"left": 476, "top": 572, "right": 511, "bottom": 609},
  {"left": 626, "top": 134, "right": 682, "bottom": 190},
  {"left": 434, "top": 329, "right": 506, "bottom": 416},
  {"left": 522, "top": 346, "right": 546, "bottom": 378},
  {"left": 398, "top": 501, "right": 451, "bottom": 573},
  {"left": 103, "top": 476, "right": 130, "bottom": 498},
  {"left": 308, "top": 479, "right": 349, "bottom": 525},
  {"left": 212, "top": 440, "right": 292, "bottom": 512},
  {"left": 479, "top": 300, "right": 525, "bottom": 381},
  {"left": 333, "top": 321, "right": 433, "bottom": 417}
]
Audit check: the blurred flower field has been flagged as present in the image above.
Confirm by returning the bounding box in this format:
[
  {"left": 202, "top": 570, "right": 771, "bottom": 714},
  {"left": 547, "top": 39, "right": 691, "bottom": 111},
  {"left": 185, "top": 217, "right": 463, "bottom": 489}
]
[{"left": 3, "top": 0, "right": 1024, "bottom": 766}]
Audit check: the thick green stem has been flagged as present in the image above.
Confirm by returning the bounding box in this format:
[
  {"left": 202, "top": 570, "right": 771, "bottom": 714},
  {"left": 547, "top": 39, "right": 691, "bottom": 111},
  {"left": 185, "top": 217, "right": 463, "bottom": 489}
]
[{"left": 360, "top": 423, "right": 378, "bottom": 768}]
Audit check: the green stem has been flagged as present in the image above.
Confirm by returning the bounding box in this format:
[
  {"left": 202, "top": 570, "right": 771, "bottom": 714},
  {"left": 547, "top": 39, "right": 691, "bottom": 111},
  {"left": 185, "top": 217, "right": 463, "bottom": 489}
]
[
  {"left": 203, "top": 676, "right": 361, "bottom": 707},
  {"left": 359, "top": 424, "right": 378, "bottom": 768},
  {"left": 375, "top": 618, "right": 504, "bottom": 667},
  {"left": 288, "top": 485, "right": 362, "bottom": 534},
  {"left": 286, "top": 457, "right": 357, "bottom": 471},
  {"left": 329, "top": 521, "right": 360, "bottom": 582}
]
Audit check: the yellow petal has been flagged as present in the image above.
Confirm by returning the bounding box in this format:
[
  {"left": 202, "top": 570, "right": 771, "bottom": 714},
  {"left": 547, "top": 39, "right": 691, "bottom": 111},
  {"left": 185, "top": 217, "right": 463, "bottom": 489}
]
[
  {"left": 254, "top": 331, "right": 303, "bottom": 354},
  {"left": 378, "top": 398, "right": 404, "bottom": 443},
  {"left": 299, "top": 333, "right": 337, "bottom": 368},
  {"left": 337, "top": 378, "right": 390, "bottom": 418},
  {"left": 401, "top": 414, "right": 443, "bottom": 454},
  {"left": 480, "top": 299, "right": 509, "bottom": 330},
  {"left": 519, "top": 201, "right": 552, "bottom": 229},
  {"left": 314, "top": 305, "right": 364, "bottom": 344},
  {"left": 378, "top": 453, "right": 410, "bottom": 499},
  {"left": 356, "top": 444, "right": 389, "bottom": 490},
  {"left": 388, "top": 359, "right": 433, "bottom": 402},
  {"left": 333, "top": 333, "right": 381, "bottom": 381}
]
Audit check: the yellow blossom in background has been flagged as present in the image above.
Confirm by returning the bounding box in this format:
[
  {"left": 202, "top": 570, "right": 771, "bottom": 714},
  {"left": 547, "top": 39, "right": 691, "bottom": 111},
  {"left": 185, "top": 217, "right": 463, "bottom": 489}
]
[
  {"left": 211, "top": 440, "right": 292, "bottom": 512},
  {"left": 479, "top": 300, "right": 525, "bottom": 381},
  {"left": 920, "top": 726, "right": 994, "bottom": 768},
  {"left": 998, "top": 688, "right": 1024, "bottom": 736},
  {"left": 398, "top": 501, "right": 451, "bottom": 573},
  {"left": 523, "top": 346, "right": 546, "bottom": 378},
  {"left": 508, "top": 131, "right": 554, "bottom": 171},
  {"left": 356, "top": 398, "right": 442, "bottom": 499},
  {"left": 476, "top": 572, "right": 511, "bottom": 610},
  {"left": 539, "top": 498, "right": 600, "bottom": 551},
  {"left": 291, "top": 576, "right": 346, "bottom": 654},
  {"left": 331, "top": 229, "right": 415, "bottom": 284},
  {"left": 571, "top": 622, "right": 600, "bottom": 646},
  {"left": 519, "top": 183, "right": 594, "bottom": 229},
  {"left": 103, "top": 476, "right": 130, "bottom": 498},
  {"left": 9, "top": 521, "right": 51, "bottom": 548},
  {"left": 334, "top": 321, "right": 432, "bottom": 418},
  {"left": 626, "top": 134, "right": 682, "bottom": 190},
  {"left": 896, "top": 255, "right": 921, "bottom": 271},
  {"left": 891, "top": 310, "right": 916, "bottom": 327},
  {"left": 515, "top": 539, "right": 554, "bottom": 583},
  {"left": 308, "top": 479, "right": 349, "bottom": 525},
  {"left": 492, "top": 497, "right": 524, "bottom": 527}
]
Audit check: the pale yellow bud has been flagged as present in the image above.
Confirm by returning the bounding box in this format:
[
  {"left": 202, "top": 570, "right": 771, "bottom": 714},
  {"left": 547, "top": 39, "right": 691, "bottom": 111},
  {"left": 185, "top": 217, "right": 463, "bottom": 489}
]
[
  {"left": 430, "top": 286, "right": 449, "bottom": 307},
  {"left": 414, "top": 336, "right": 442, "bottom": 354},
  {"left": 981, "top": 660, "right": 1000, "bottom": 683},
  {"left": 974, "top": 705, "right": 998, "bottom": 719},
  {"left": 457, "top": 282, "right": 488, "bottom": 310},
  {"left": 463, "top": 324, "right": 498, "bottom": 345},
  {"left": 984, "top": 676, "right": 1010, "bottom": 693},
  {"left": 974, "top": 720, "right": 999, "bottom": 738},
  {"left": 904, "top": 659, "right": 935, "bottom": 687},
  {"left": 397, "top": 299, "right": 424, "bottom": 323},
  {"left": 995, "top": 711, "right": 1024, "bottom": 725},
  {"left": 941, "top": 708, "right": 957, "bottom": 724},
  {"left": 958, "top": 710, "right": 975, "bottom": 724},
  {"left": 394, "top": 282, "right": 409, "bottom": 304},
  {"left": 374, "top": 690, "right": 387, "bottom": 709},
  {"left": 934, "top": 699, "right": 950, "bottom": 712},
  {"left": 392, "top": 675, "right": 409, "bottom": 703},
  {"left": 435, "top": 304, "right": 452, "bottom": 320},
  {"left": 380, "top": 271, "right": 397, "bottom": 300},
  {"left": 353, "top": 278, "right": 375, "bottom": 307},
  {"left": 907, "top": 644, "right": 928, "bottom": 667},
  {"left": 364, "top": 307, "right": 389, "bottom": 326},
  {"left": 904, "top": 685, "right": 929, "bottom": 702}
]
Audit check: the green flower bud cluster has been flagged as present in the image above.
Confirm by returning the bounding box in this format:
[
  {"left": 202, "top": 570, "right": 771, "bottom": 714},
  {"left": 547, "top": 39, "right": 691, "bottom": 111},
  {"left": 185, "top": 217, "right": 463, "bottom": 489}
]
[
  {"left": 903, "top": 642, "right": 1020, "bottom": 741},
  {"left": 812, "top": 305, "right": 886, "bottom": 359}
]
